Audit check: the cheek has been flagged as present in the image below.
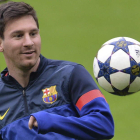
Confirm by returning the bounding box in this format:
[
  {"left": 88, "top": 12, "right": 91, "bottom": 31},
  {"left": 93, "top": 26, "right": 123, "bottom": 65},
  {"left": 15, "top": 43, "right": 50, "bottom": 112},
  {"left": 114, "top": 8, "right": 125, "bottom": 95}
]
[
  {"left": 3, "top": 42, "right": 11, "bottom": 53},
  {"left": 4, "top": 45, "right": 16, "bottom": 53},
  {"left": 3, "top": 41, "right": 20, "bottom": 56},
  {"left": 35, "top": 37, "right": 41, "bottom": 50}
]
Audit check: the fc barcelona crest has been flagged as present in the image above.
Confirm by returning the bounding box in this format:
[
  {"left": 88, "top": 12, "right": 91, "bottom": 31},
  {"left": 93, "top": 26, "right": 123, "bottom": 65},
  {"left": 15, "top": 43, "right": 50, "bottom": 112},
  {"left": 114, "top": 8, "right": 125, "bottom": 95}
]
[{"left": 42, "top": 86, "right": 58, "bottom": 104}]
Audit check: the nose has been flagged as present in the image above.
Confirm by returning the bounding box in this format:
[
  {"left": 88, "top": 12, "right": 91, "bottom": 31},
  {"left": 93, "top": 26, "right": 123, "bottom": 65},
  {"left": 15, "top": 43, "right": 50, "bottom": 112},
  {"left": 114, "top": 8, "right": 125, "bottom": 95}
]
[{"left": 23, "top": 34, "right": 34, "bottom": 47}]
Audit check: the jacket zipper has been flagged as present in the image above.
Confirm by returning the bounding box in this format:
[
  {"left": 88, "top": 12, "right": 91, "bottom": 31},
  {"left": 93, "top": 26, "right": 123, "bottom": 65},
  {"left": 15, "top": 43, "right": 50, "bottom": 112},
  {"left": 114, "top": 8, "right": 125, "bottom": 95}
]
[{"left": 23, "top": 90, "right": 29, "bottom": 114}]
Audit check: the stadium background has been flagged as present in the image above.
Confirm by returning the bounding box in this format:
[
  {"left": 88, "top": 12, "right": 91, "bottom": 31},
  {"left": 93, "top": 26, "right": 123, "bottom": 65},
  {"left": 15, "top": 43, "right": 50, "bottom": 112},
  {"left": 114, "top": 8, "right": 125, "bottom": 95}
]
[{"left": 0, "top": 0, "right": 140, "bottom": 140}]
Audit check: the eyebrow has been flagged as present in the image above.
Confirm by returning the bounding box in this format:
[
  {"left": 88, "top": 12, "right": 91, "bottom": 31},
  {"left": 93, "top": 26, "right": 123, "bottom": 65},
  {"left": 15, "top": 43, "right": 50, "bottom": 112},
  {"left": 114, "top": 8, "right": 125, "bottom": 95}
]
[{"left": 11, "top": 28, "right": 39, "bottom": 34}]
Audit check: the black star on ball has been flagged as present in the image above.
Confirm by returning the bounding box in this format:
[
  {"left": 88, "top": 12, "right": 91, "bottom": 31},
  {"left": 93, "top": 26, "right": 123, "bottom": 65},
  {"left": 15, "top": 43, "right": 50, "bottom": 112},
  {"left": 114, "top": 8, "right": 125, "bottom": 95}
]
[{"left": 98, "top": 56, "right": 118, "bottom": 84}]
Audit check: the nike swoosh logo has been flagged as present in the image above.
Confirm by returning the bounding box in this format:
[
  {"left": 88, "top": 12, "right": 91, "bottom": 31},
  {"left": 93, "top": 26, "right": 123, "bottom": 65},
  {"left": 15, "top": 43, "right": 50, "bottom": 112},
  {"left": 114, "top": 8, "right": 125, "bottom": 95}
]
[{"left": 0, "top": 108, "right": 10, "bottom": 120}]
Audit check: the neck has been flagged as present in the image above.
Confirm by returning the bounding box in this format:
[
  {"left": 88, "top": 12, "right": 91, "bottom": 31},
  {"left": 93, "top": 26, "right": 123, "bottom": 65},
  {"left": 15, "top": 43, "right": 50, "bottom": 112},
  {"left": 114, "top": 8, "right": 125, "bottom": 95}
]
[{"left": 8, "top": 58, "right": 40, "bottom": 88}]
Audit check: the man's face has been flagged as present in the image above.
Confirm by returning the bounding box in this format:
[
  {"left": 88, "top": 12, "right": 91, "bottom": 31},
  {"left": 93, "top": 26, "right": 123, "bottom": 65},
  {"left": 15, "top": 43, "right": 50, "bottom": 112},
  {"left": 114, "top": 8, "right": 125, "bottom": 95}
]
[{"left": 0, "top": 15, "right": 41, "bottom": 71}]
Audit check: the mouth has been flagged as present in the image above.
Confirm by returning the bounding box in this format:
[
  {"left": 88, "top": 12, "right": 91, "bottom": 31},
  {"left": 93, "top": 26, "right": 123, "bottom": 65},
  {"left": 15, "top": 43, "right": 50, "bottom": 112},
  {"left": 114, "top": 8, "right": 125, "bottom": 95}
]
[
  {"left": 22, "top": 51, "right": 35, "bottom": 54},
  {"left": 22, "top": 51, "right": 35, "bottom": 57},
  {"left": 23, "top": 51, "right": 35, "bottom": 54}
]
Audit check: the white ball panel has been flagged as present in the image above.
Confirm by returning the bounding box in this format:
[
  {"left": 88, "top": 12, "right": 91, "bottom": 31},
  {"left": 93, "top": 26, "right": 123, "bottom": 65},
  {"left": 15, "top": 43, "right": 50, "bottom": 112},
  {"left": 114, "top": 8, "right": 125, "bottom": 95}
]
[
  {"left": 110, "top": 49, "right": 130, "bottom": 70},
  {"left": 124, "top": 37, "right": 140, "bottom": 45},
  {"left": 128, "top": 45, "right": 140, "bottom": 63},
  {"left": 98, "top": 77, "right": 114, "bottom": 92},
  {"left": 128, "top": 77, "right": 140, "bottom": 92},
  {"left": 93, "top": 57, "right": 100, "bottom": 78},
  {"left": 110, "top": 72, "right": 130, "bottom": 90},
  {"left": 97, "top": 45, "right": 114, "bottom": 63},
  {"left": 103, "top": 37, "right": 122, "bottom": 45}
]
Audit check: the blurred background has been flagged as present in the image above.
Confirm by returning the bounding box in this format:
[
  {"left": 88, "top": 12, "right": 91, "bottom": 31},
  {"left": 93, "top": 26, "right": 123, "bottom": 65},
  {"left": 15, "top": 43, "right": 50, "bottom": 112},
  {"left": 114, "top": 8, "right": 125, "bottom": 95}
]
[{"left": 1, "top": 0, "right": 140, "bottom": 140}]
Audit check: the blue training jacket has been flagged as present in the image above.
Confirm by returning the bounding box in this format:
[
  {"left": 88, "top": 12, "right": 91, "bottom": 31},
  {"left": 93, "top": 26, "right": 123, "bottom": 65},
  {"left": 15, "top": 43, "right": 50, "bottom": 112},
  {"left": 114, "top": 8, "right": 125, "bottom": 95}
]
[{"left": 0, "top": 55, "right": 114, "bottom": 140}]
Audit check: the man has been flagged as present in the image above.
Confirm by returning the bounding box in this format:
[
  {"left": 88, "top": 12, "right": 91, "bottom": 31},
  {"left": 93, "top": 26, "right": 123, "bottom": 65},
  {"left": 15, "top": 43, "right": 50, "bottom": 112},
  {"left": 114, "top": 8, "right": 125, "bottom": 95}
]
[{"left": 0, "top": 1, "right": 114, "bottom": 140}]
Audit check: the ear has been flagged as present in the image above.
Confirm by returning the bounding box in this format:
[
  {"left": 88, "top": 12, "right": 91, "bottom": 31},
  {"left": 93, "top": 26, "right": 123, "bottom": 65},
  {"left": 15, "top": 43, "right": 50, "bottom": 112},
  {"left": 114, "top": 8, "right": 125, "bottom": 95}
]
[{"left": 0, "top": 38, "right": 4, "bottom": 52}]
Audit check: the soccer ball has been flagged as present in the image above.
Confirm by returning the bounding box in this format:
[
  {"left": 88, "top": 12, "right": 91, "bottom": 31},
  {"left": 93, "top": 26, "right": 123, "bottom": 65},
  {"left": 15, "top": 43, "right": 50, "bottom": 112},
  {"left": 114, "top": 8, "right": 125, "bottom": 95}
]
[{"left": 93, "top": 37, "right": 140, "bottom": 96}]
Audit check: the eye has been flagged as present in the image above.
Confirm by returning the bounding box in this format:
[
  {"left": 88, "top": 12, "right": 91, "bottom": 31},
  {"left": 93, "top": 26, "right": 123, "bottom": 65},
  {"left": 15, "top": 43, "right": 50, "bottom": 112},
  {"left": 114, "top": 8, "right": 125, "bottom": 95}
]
[
  {"left": 30, "top": 31, "right": 38, "bottom": 37},
  {"left": 14, "top": 34, "right": 23, "bottom": 39}
]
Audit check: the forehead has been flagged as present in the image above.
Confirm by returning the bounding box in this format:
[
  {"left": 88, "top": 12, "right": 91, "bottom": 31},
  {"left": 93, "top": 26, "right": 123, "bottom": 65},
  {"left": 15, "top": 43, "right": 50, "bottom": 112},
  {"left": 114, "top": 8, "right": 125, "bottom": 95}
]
[{"left": 4, "top": 15, "right": 38, "bottom": 34}]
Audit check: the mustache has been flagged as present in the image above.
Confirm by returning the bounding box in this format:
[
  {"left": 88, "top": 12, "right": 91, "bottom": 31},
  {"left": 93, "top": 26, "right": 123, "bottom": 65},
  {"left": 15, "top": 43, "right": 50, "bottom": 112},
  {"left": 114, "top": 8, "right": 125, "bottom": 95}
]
[{"left": 21, "top": 48, "right": 35, "bottom": 54}]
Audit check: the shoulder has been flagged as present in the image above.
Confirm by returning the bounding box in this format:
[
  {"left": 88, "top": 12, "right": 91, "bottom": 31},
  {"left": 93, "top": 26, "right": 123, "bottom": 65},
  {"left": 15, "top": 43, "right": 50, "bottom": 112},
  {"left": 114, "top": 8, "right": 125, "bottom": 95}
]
[
  {"left": 40, "top": 55, "right": 86, "bottom": 76},
  {"left": 46, "top": 59, "right": 87, "bottom": 74},
  {"left": 40, "top": 54, "right": 79, "bottom": 67},
  {"left": 47, "top": 58, "right": 78, "bottom": 67}
]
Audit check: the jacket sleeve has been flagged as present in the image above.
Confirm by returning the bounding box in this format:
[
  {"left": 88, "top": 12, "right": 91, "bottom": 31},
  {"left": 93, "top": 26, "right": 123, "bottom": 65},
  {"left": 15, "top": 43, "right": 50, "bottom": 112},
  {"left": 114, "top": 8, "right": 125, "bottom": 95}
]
[{"left": 31, "top": 65, "right": 114, "bottom": 140}]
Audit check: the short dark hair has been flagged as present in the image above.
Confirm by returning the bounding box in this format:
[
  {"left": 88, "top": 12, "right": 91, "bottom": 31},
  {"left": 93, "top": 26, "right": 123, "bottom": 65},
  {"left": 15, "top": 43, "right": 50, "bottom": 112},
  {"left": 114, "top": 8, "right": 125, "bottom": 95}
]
[{"left": 0, "top": 1, "right": 39, "bottom": 39}]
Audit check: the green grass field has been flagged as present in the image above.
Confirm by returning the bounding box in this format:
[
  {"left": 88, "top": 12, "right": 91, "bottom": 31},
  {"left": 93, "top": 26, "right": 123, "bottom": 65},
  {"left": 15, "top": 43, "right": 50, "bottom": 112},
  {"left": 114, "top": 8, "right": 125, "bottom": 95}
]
[{"left": 1, "top": 0, "right": 140, "bottom": 139}]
